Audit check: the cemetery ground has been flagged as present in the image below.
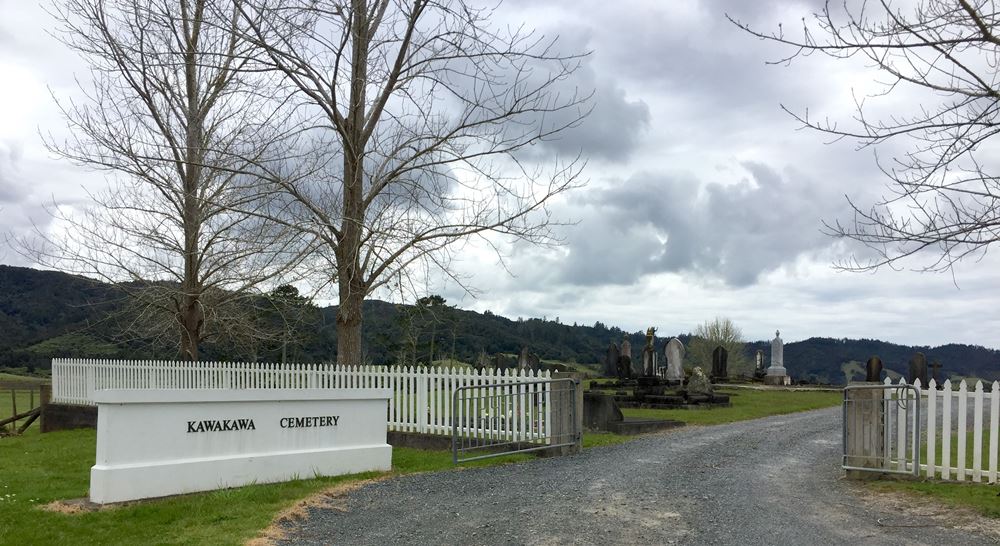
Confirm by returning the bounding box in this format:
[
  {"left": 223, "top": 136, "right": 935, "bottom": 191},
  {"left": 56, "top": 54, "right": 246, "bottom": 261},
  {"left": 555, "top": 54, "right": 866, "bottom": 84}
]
[{"left": 0, "top": 387, "right": 995, "bottom": 544}]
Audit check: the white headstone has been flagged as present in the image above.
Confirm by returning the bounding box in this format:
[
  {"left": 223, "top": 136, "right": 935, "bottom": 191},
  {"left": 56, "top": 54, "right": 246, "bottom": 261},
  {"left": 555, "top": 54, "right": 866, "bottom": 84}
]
[
  {"left": 664, "top": 338, "right": 685, "bottom": 381},
  {"left": 766, "top": 330, "right": 787, "bottom": 377}
]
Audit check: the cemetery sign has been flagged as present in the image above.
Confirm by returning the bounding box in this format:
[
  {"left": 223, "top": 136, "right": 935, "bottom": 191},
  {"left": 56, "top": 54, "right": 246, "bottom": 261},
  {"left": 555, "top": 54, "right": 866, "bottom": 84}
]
[{"left": 89, "top": 388, "right": 392, "bottom": 504}]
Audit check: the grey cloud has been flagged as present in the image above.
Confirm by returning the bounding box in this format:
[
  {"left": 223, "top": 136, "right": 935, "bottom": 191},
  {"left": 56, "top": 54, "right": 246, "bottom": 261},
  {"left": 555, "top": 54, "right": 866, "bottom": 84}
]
[
  {"left": 530, "top": 62, "right": 651, "bottom": 163},
  {"left": 507, "top": 27, "right": 650, "bottom": 163},
  {"left": 550, "top": 161, "right": 858, "bottom": 287}
]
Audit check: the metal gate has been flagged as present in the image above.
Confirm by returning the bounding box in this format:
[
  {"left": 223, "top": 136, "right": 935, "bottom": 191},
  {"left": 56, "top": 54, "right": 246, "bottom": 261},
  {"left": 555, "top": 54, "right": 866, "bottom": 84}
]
[
  {"left": 843, "top": 384, "right": 921, "bottom": 476},
  {"left": 451, "top": 378, "right": 579, "bottom": 463}
]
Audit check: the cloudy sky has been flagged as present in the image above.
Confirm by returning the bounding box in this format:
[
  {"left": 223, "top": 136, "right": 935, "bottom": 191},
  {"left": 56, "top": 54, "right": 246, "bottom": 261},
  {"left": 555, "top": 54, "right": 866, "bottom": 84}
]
[{"left": 1, "top": 0, "right": 998, "bottom": 348}]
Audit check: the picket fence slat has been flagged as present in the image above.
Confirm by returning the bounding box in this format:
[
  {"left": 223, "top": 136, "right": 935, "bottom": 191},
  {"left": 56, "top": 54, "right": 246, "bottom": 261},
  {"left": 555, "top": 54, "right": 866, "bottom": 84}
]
[{"left": 973, "top": 382, "right": 985, "bottom": 482}]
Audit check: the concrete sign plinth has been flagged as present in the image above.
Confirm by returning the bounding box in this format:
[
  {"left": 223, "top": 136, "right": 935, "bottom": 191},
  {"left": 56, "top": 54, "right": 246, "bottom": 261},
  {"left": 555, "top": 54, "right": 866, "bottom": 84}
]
[{"left": 90, "top": 389, "right": 392, "bottom": 504}]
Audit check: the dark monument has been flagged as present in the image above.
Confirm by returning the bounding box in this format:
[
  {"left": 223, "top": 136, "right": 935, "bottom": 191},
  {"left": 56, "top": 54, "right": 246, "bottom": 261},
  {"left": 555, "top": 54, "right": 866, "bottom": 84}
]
[
  {"left": 908, "top": 352, "right": 929, "bottom": 385},
  {"left": 865, "top": 356, "right": 882, "bottom": 382},
  {"left": 605, "top": 343, "right": 620, "bottom": 377},
  {"left": 518, "top": 347, "right": 531, "bottom": 371},
  {"left": 528, "top": 353, "right": 541, "bottom": 372},
  {"left": 618, "top": 337, "right": 633, "bottom": 380},
  {"left": 930, "top": 360, "right": 943, "bottom": 385},
  {"left": 617, "top": 354, "right": 633, "bottom": 380},
  {"left": 711, "top": 346, "right": 728, "bottom": 381},
  {"left": 474, "top": 351, "right": 489, "bottom": 371}
]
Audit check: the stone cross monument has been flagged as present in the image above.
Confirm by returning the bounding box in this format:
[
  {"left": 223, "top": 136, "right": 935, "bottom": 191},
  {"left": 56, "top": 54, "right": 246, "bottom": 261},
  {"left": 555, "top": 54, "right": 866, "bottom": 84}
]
[{"left": 765, "top": 330, "right": 790, "bottom": 385}]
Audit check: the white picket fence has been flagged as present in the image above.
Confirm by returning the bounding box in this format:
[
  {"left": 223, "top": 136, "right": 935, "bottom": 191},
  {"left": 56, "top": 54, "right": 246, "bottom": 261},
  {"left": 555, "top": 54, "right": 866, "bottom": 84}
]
[
  {"left": 880, "top": 378, "right": 1000, "bottom": 483},
  {"left": 51, "top": 358, "right": 552, "bottom": 437}
]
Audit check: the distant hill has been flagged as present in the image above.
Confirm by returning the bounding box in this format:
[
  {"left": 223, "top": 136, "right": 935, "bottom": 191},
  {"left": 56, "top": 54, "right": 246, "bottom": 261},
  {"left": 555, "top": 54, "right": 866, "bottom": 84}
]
[{"left": 0, "top": 265, "right": 996, "bottom": 383}]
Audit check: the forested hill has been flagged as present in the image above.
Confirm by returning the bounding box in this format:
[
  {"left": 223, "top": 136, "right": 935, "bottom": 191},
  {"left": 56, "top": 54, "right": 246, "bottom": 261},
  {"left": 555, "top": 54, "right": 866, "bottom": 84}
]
[{"left": 0, "top": 265, "right": 996, "bottom": 384}]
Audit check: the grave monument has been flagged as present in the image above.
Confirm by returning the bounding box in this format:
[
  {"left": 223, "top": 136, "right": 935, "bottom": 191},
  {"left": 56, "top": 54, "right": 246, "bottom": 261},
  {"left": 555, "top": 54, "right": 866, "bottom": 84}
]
[
  {"left": 865, "top": 356, "right": 882, "bottom": 382},
  {"left": 908, "top": 352, "right": 928, "bottom": 385},
  {"left": 618, "top": 337, "right": 633, "bottom": 380},
  {"left": 765, "top": 330, "right": 790, "bottom": 385},
  {"left": 711, "top": 345, "right": 728, "bottom": 382},
  {"left": 664, "top": 338, "right": 685, "bottom": 383},
  {"left": 605, "top": 342, "right": 620, "bottom": 377},
  {"left": 641, "top": 327, "right": 658, "bottom": 377}
]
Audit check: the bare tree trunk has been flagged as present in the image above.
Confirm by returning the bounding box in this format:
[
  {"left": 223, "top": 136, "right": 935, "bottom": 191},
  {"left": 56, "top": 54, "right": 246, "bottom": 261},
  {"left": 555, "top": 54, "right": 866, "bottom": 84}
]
[
  {"left": 180, "top": 0, "right": 205, "bottom": 361},
  {"left": 335, "top": 0, "right": 370, "bottom": 368}
]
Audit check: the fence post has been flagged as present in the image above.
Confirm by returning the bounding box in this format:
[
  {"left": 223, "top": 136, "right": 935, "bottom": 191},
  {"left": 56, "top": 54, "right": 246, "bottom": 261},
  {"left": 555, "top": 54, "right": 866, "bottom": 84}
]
[
  {"left": 844, "top": 382, "right": 886, "bottom": 479},
  {"left": 550, "top": 372, "right": 583, "bottom": 456}
]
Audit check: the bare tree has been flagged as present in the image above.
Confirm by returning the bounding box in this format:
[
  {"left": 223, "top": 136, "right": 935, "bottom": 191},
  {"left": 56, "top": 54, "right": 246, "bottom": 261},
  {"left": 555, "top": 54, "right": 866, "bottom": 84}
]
[
  {"left": 687, "top": 317, "right": 750, "bottom": 375},
  {"left": 731, "top": 1, "right": 1000, "bottom": 273},
  {"left": 29, "top": 0, "right": 310, "bottom": 360},
  {"left": 240, "top": 0, "right": 590, "bottom": 365}
]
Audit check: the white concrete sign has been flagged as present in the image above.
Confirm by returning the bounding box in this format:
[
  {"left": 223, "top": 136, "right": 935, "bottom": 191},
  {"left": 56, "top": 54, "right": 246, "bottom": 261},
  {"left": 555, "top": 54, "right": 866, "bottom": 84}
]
[{"left": 90, "top": 389, "right": 392, "bottom": 504}]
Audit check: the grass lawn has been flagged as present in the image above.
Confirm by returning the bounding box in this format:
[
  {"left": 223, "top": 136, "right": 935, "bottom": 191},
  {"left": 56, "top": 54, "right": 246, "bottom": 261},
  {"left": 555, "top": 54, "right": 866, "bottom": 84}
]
[
  {"left": 869, "top": 480, "right": 1000, "bottom": 519},
  {"left": 0, "top": 372, "right": 48, "bottom": 385},
  {"left": 618, "top": 387, "right": 842, "bottom": 426}
]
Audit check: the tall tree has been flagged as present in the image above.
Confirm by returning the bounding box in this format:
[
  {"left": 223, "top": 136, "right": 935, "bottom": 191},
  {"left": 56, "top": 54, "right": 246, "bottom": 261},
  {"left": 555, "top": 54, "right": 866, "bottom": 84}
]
[
  {"left": 241, "top": 0, "right": 589, "bottom": 365},
  {"left": 687, "top": 317, "right": 750, "bottom": 376},
  {"left": 30, "top": 0, "right": 308, "bottom": 360},
  {"left": 732, "top": 1, "right": 1000, "bottom": 273}
]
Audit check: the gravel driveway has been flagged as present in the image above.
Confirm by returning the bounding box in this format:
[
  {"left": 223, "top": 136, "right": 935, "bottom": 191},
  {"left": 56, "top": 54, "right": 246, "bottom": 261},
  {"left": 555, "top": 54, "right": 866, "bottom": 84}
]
[{"left": 279, "top": 408, "right": 995, "bottom": 545}]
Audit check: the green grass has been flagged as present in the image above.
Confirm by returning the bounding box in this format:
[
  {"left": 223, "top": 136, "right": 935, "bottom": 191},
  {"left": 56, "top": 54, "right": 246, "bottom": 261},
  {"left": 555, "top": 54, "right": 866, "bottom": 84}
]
[
  {"left": 618, "top": 387, "right": 842, "bottom": 426},
  {"left": 0, "top": 372, "right": 49, "bottom": 384},
  {"left": 869, "top": 480, "right": 1000, "bottom": 518}
]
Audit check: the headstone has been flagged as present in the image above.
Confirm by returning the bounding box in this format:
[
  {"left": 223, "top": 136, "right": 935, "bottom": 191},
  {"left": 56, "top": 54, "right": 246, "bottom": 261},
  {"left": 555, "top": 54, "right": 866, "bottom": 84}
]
[
  {"left": 618, "top": 338, "right": 633, "bottom": 380},
  {"left": 711, "top": 346, "right": 728, "bottom": 381},
  {"left": 929, "top": 360, "right": 943, "bottom": 384},
  {"left": 686, "top": 367, "right": 713, "bottom": 396},
  {"left": 765, "top": 330, "right": 789, "bottom": 385},
  {"left": 755, "top": 349, "right": 764, "bottom": 371},
  {"left": 642, "top": 348, "right": 657, "bottom": 377},
  {"left": 865, "top": 356, "right": 882, "bottom": 382},
  {"left": 518, "top": 347, "right": 530, "bottom": 371},
  {"left": 641, "top": 327, "right": 658, "bottom": 377},
  {"left": 528, "top": 353, "right": 541, "bottom": 372},
  {"left": 908, "top": 352, "right": 928, "bottom": 385},
  {"left": 474, "top": 351, "right": 489, "bottom": 371},
  {"left": 664, "top": 338, "right": 685, "bottom": 382},
  {"left": 605, "top": 343, "right": 620, "bottom": 377}
]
